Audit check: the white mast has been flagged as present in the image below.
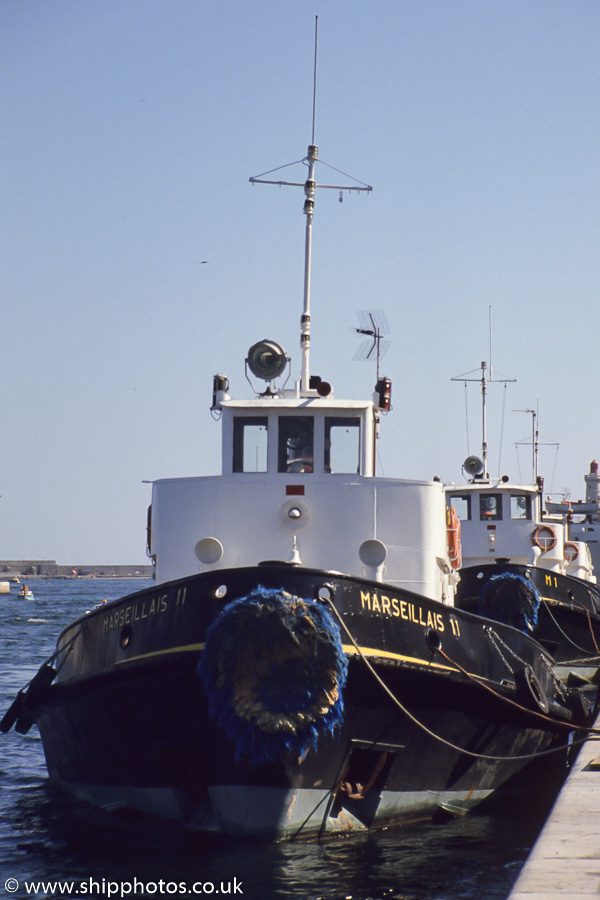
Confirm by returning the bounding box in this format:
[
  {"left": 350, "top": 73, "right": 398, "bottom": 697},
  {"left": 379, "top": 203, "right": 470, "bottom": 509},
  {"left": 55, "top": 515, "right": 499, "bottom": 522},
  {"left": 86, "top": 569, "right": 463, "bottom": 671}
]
[
  {"left": 249, "top": 16, "right": 372, "bottom": 394},
  {"left": 514, "top": 405, "right": 558, "bottom": 487},
  {"left": 301, "top": 141, "right": 317, "bottom": 392},
  {"left": 514, "top": 408, "right": 537, "bottom": 482},
  {"left": 481, "top": 361, "right": 489, "bottom": 477},
  {"left": 298, "top": 20, "right": 320, "bottom": 391},
  {"left": 452, "top": 359, "right": 516, "bottom": 479}
]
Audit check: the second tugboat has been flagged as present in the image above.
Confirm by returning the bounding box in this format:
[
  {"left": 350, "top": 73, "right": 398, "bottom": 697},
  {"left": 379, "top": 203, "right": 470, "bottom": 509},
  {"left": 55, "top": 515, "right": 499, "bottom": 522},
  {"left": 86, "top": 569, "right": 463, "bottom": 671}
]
[
  {"left": 2, "top": 26, "right": 592, "bottom": 839},
  {"left": 447, "top": 364, "right": 600, "bottom": 667}
]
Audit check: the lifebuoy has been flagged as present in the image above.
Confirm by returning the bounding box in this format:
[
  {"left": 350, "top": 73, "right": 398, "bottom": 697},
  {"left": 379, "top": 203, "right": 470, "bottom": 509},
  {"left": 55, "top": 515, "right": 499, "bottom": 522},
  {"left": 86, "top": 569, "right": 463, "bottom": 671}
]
[
  {"left": 564, "top": 542, "right": 579, "bottom": 563},
  {"left": 446, "top": 506, "right": 462, "bottom": 569},
  {"left": 532, "top": 525, "right": 557, "bottom": 553}
]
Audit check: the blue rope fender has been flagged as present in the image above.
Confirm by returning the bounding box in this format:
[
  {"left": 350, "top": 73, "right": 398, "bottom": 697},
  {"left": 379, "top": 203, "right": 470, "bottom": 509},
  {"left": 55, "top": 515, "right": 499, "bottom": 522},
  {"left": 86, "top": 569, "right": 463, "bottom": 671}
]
[
  {"left": 478, "top": 572, "right": 540, "bottom": 633},
  {"left": 198, "top": 587, "right": 348, "bottom": 766}
]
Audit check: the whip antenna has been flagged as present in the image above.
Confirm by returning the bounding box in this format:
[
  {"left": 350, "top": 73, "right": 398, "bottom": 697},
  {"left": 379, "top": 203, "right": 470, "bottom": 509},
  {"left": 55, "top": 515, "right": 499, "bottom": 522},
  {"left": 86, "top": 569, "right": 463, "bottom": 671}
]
[
  {"left": 452, "top": 361, "right": 516, "bottom": 480},
  {"left": 249, "top": 17, "right": 372, "bottom": 394},
  {"left": 312, "top": 16, "right": 318, "bottom": 145}
]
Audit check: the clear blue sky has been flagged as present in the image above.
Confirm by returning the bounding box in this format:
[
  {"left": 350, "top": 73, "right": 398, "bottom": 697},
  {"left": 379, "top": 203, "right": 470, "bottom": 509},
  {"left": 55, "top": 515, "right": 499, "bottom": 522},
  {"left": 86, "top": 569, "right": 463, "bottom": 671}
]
[{"left": 2, "top": 0, "right": 599, "bottom": 563}]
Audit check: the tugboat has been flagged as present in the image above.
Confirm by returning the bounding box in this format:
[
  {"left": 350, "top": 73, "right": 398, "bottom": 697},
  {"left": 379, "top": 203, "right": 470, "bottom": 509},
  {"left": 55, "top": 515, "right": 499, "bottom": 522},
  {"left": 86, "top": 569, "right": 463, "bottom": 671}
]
[
  {"left": 1, "top": 38, "right": 591, "bottom": 839},
  {"left": 447, "top": 363, "right": 600, "bottom": 668}
]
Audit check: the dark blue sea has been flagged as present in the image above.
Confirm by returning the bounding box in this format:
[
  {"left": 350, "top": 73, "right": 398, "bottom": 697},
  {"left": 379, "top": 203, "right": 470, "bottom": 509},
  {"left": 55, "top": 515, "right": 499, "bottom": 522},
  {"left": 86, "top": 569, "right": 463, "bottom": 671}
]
[{"left": 0, "top": 578, "right": 561, "bottom": 900}]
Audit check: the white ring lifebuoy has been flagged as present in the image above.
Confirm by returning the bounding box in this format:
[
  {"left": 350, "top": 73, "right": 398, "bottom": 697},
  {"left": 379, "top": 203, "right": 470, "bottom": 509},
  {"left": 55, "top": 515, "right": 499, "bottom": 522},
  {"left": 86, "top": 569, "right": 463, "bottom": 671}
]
[{"left": 532, "top": 525, "right": 557, "bottom": 552}]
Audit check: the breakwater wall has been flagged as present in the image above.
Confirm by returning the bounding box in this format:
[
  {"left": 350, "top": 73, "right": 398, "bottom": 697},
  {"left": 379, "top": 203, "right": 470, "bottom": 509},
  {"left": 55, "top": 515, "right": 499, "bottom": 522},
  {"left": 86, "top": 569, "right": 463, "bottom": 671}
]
[{"left": 0, "top": 560, "right": 154, "bottom": 578}]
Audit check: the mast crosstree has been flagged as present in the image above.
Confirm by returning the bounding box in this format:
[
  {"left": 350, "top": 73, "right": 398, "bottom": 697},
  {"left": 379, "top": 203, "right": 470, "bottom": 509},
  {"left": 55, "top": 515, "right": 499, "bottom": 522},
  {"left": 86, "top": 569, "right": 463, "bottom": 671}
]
[
  {"left": 249, "top": 16, "right": 372, "bottom": 393},
  {"left": 452, "top": 361, "right": 516, "bottom": 480}
]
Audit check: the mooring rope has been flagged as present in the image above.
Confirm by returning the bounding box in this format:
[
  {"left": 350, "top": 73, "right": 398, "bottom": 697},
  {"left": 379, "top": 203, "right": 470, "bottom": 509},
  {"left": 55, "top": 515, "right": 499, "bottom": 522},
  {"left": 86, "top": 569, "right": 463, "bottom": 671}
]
[
  {"left": 435, "top": 643, "right": 600, "bottom": 735},
  {"left": 541, "top": 597, "right": 598, "bottom": 655},
  {"left": 559, "top": 654, "right": 600, "bottom": 666},
  {"left": 325, "top": 598, "right": 600, "bottom": 761},
  {"left": 567, "top": 595, "right": 600, "bottom": 655}
]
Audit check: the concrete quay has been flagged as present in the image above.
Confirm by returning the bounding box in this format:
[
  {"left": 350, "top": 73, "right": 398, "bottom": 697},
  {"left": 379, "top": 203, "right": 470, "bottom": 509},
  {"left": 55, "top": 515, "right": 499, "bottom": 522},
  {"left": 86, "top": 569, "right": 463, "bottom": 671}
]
[{"left": 508, "top": 720, "right": 600, "bottom": 899}]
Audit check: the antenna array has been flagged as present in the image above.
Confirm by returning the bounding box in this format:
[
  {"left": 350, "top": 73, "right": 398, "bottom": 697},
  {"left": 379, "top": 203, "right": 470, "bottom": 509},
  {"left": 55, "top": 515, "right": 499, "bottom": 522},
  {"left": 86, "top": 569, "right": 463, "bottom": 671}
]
[{"left": 353, "top": 310, "right": 390, "bottom": 381}]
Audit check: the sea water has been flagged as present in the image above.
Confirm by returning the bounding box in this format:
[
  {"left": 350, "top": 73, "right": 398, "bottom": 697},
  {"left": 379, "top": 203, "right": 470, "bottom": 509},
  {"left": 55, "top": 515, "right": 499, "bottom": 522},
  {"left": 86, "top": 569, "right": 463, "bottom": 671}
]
[{"left": 0, "top": 578, "right": 559, "bottom": 900}]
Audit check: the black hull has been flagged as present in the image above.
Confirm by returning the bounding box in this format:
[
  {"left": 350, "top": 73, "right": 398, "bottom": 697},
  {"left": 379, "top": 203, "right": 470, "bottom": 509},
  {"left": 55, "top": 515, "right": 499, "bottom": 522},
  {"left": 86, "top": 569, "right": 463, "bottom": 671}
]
[
  {"left": 454, "top": 563, "right": 600, "bottom": 664},
  {"left": 24, "top": 565, "right": 581, "bottom": 839}
]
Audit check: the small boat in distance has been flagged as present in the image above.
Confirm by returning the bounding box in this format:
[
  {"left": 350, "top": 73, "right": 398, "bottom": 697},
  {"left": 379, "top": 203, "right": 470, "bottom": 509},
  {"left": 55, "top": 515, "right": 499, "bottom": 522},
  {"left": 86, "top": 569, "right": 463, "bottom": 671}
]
[{"left": 17, "top": 585, "right": 34, "bottom": 601}]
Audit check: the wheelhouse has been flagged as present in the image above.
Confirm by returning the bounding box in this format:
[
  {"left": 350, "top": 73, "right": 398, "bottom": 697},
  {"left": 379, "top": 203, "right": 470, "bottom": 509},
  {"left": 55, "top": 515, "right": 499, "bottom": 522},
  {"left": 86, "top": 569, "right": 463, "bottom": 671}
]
[
  {"left": 447, "top": 481, "right": 595, "bottom": 580},
  {"left": 222, "top": 398, "right": 375, "bottom": 477},
  {"left": 148, "top": 388, "right": 455, "bottom": 601},
  {"left": 449, "top": 487, "right": 537, "bottom": 527}
]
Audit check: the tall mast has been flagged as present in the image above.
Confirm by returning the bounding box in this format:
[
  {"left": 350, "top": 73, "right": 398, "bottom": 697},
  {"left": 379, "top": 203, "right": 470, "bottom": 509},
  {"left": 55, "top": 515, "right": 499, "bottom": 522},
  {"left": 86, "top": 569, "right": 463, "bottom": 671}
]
[
  {"left": 514, "top": 408, "right": 537, "bottom": 482},
  {"left": 514, "top": 404, "right": 558, "bottom": 487},
  {"left": 481, "top": 361, "right": 488, "bottom": 476},
  {"left": 453, "top": 359, "right": 515, "bottom": 479},
  {"left": 249, "top": 17, "right": 372, "bottom": 394},
  {"left": 298, "top": 17, "right": 319, "bottom": 391}
]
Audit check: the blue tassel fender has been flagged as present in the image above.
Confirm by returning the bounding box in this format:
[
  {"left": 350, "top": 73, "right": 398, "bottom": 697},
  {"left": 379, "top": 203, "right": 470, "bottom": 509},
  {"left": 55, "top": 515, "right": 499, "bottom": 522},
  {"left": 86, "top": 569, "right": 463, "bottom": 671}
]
[
  {"left": 478, "top": 572, "right": 540, "bottom": 633},
  {"left": 197, "top": 587, "right": 348, "bottom": 766}
]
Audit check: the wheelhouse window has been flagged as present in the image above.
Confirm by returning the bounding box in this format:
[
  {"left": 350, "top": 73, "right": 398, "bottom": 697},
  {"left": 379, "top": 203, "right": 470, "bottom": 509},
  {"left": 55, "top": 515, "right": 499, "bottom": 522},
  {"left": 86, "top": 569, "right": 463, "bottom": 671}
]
[
  {"left": 480, "top": 493, "right": 502, "bottom": 521},
  {"left": 324, "top": 418, "right": 361, "bottom": 474},
  {"left": 278, "top": 416, "right": 314, "bottom": 473},
  {"left": 449, "top": 495, "right": 471, "bottom": 521},
  {"left": 510, "top": 494, "right": 531, "bottom": 520},
  {"left": 233, "top": 417, "right": 268, "bottom": 473}
]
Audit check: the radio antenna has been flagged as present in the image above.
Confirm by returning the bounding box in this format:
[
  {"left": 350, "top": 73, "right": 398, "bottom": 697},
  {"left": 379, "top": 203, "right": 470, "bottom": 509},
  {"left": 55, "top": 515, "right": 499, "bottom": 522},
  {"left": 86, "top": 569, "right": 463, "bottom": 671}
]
[
  {"left": 249, "top": 17, "right": 372, "bottom": 394},
  {"left": 489, "top": 305, "right": 493, "bottom": 379},
  {"left": 452, "top": 361, "right": 516, "bottom": 479},
  {"left": 312, "top": 16, "right": 318, "bottom": 145},
  {"left": 452, "top": 308, "right": 515, "bottom": 479}
]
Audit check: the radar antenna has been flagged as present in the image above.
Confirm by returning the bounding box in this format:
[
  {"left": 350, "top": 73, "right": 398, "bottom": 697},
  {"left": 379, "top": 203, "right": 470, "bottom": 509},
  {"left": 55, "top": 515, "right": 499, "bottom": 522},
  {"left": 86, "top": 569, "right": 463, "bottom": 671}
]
[{"left": 249, "top": 16, "right": 372, "bottom": 393}]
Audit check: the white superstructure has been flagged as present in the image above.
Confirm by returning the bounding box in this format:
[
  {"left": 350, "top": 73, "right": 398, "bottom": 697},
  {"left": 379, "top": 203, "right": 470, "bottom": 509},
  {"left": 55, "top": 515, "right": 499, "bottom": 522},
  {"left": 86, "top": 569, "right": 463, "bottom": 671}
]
[
  {"left": 447, "top": 474, "right": 595, "bottom": 582},
  {"left": 150, "top": 388, "right": 457, "bottom": 603}
]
